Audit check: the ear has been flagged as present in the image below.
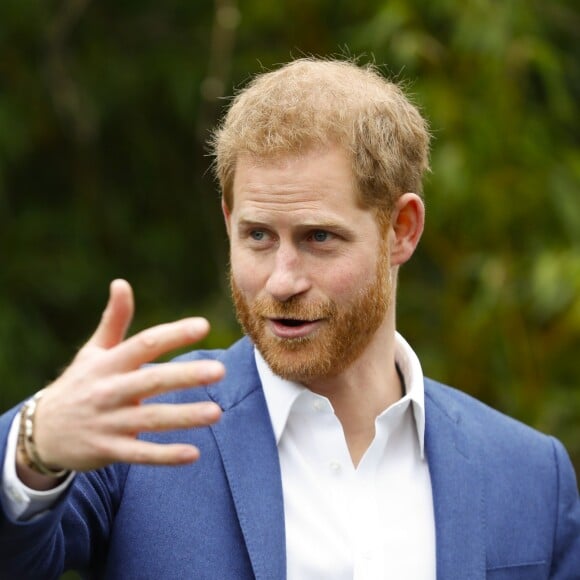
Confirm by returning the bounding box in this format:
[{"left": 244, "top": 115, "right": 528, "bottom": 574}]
[
  {"left": 221, "top": 198, "right": 232, "bottom": 238},
  {"left": 389, "top": 193, "right": 425, "bottom": 266}
]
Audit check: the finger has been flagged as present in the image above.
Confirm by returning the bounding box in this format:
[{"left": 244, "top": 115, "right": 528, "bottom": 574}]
[
  {"left": 99, "top": 360, "right": 226, "bottom": 407},
  {"left": 110, "top": 439, "right": 202, "bottom": 466},
  {"left": 108, "top": 402, "right": 222, "bottom": 434},
  {"left": 102, "top": 317, "right": 211, "bottom": 372},
  {"left": 88, "top": 280, "right": 134, "bottom": 350}
]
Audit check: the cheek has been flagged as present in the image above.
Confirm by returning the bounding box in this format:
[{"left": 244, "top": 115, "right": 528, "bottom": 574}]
[
  {"left": 230, "top": 252, "right": 267, "bottom": 297},
  {"left": 321, "top": 259, "right": 377, "bottom": 301}
]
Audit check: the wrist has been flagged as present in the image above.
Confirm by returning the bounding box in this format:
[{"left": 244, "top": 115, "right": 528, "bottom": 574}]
[{"left": 17, "top": 390, "right": 70, "bottom": 479}]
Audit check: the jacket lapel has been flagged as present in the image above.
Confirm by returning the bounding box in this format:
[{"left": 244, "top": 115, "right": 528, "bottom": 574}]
[
  {"left": 209, "top": 338, "right": 286, "bottom": 580},
  {"left": 424, "top": 379, "right": 486, "bottom": 580},
  {"left": 205, "top": 345, "right": 487, "bottom": 579}
]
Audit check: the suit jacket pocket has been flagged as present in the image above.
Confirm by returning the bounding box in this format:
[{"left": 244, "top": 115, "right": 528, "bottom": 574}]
[{"left": 487, "top": 561, "right": 548, "bottom": 580}]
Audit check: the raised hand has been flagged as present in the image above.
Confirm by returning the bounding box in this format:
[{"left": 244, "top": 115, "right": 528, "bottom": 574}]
[{"left": 16, "top": 280, "right": 224, "bottom": 488}]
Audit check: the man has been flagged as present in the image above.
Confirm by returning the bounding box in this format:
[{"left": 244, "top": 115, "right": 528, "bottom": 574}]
[{"left": 1, "top": 58, "right": 579, "bottom": 579}]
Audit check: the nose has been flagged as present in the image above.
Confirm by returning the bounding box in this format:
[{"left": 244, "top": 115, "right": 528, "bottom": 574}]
[{"left": 265, "top": 244, "right": 310, "bottom": 302}]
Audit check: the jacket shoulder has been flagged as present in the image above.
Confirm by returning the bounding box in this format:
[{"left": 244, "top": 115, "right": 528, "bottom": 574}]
[{"left": 424, "top": 377, "right": 553, "bottom": 450}]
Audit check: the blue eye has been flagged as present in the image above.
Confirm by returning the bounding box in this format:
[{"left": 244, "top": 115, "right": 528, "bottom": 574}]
[
  {"left": 312, "top": 230, "right": 329, "bottom": 242},
  {"left": 251, "top": 230, "right": 265, "bottom": 241}
]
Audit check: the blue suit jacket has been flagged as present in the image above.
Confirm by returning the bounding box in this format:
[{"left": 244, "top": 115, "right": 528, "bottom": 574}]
[{"left": 1, "top": 337, "right": 579, "bottom": 579}]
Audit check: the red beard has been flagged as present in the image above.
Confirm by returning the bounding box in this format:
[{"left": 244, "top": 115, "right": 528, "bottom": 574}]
[{"left": 230, "top": 251, "right": 391, "bottom": 384}]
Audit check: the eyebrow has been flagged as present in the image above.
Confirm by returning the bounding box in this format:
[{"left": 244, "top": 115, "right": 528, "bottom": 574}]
[{"left": 237, "top": 217, "right": 354, "bottom": 238}]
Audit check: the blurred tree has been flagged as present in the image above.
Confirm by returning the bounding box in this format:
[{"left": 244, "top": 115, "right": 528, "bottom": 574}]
[{"left": 1, "top": 0, "right": 579, "bottom": 487}]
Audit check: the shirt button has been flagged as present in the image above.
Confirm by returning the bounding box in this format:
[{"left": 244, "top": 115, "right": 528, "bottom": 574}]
[
  {"left": 329, "top": 460, "right": 341, "bottom": 473},
  {"left": 312, "top": 399, "right": 324, "bottom": 411}
]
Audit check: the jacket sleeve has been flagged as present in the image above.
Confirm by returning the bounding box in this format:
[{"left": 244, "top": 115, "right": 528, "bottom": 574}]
[
  {"left": 0, "top": 404, "right": 126, "bottom": 579},
  {"left": 550, "top": 437, "right": 580, "bottom": 579}
]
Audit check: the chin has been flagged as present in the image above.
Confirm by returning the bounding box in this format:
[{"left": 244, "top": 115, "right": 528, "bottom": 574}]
[{"left": 257, "top": 337, "right": 349, "bottom": 384}]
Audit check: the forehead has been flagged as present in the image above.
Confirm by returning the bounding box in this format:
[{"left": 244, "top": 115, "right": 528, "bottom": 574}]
[{"left": 230, "top": 145, "right": 367, "bottom": 222}]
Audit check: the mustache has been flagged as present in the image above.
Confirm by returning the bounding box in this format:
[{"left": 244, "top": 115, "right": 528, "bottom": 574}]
[{"left": 251, "top": 295, "right": 337, "bottom": 320}]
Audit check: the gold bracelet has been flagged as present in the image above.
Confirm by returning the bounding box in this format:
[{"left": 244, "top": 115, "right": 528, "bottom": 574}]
[{"left": 18, "top": 390, "right": 69, "bottom": 478}]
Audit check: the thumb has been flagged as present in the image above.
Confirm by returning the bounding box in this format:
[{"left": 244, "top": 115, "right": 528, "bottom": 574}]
[{"left": 87, "top": 279, "right": 134, "bottom": 349}]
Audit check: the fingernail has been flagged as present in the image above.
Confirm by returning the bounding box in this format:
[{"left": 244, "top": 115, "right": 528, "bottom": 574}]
[
  {"left": 200, "top": 361, "right": 225, "bottom": 381},
  {"left": 202, "top": 403, "right": 221, "bottom": 420},
  {"left": 187, "top": 318, "right": 209, "bottom": 336},
  {"left": 180, "top": 447, "right": 199, "bottom": 462}
]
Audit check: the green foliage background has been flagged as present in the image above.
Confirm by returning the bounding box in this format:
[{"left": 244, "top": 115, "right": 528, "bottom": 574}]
[{"left": 1, "top": 0, "right": 579, "bottom": 498}]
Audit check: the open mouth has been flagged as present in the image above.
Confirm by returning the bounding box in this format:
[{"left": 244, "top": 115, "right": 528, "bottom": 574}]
[
  {"left": 268, "top": 318, "right": 322, "bottom": 338},
  {"left": 276, "top": 318, "right": 309, "bottom": 327}
]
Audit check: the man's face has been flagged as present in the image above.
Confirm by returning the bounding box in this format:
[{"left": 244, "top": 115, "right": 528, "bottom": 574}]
[{"left": 225, "top": 145, "right": 393, "bottom": 385}]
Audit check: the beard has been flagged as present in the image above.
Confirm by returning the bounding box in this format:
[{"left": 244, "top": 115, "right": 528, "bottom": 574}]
[{"left": 230, "top": 248, "right": 392, "bottom": 385}]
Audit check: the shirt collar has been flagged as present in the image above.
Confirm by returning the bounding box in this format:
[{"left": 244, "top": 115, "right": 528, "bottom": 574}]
[{"left": 256, "top": 331, "right": 426, "bottom": 457}]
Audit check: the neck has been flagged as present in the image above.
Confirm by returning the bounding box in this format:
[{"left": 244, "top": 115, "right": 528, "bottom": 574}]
[{"left": 305, "top": 320, "right": 402, "bottom": 466}]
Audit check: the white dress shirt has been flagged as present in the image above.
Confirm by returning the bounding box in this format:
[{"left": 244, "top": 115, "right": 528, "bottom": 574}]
[
  {"left": 2, "top": 332, "right": 436, "bottom": 578},
  {"left": 258, "top": 331, "right": 435, "bottom": 579}
]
